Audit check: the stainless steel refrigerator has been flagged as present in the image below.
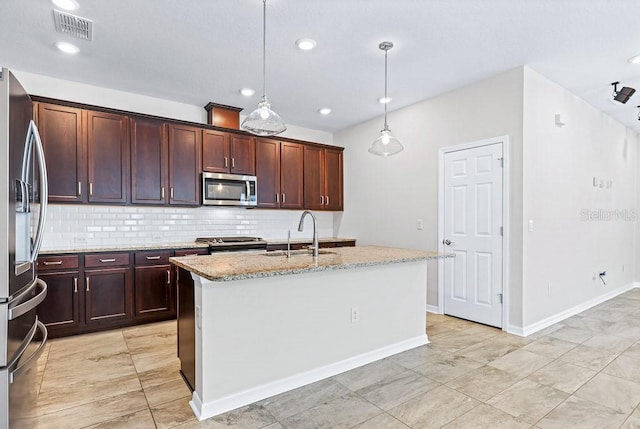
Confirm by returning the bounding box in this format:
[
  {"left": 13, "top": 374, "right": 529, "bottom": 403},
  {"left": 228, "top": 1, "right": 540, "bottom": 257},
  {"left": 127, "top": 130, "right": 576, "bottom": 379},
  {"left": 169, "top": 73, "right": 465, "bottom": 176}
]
[{"left": 0, "top": 68, "right": 49, "bottom": 429}]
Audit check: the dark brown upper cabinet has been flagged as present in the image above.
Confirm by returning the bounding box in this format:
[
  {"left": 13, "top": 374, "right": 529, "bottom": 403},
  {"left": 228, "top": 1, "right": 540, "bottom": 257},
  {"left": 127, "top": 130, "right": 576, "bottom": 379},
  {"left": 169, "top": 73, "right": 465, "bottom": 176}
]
[
  {"left": 304, "top": 146, "right": 343, "bottom": 211},
  {"left": 131, "top": 117, "right": 168, "bottom": 205},
  {"left": 36, "top": 103, "right": 85, "bottom": 203},
  {"left": 86, "top": 110, "right": 130, "bottom": 204},
  {"left": 202, "top": 130, "right": 255, "bottom": 175},
  {"left": 255, "top": 139, "right": 303, "bottom": 209},
  {"left": 168, "top": 124, "right": 202, "bottom": 205}
]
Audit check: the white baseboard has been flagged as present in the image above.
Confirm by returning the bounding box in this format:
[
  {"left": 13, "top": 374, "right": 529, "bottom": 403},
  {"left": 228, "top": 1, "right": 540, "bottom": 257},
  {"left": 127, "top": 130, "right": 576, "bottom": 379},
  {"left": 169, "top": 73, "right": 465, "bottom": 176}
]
[
  {"left": 425, "top": 304, "right": 441, "bottom": 314},
  {"left": 192, "top": 334, "right": 428, "bottom": 421},
  {"left": 508, "top": 282, "right": 638, "bottom": 337}
]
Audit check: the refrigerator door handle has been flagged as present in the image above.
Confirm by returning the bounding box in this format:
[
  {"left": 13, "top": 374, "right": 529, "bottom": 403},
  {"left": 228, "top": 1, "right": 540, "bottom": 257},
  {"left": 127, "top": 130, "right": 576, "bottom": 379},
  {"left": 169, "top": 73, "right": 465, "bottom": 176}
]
[
  {"left": 8, "top": 320, "right": 48, "bottom": 384},
  {"left": 27, "top": 120, "right": 48, "bottom": 262},
  {"left": 8, "top": 278, "right": 47, "bottom": 321}
]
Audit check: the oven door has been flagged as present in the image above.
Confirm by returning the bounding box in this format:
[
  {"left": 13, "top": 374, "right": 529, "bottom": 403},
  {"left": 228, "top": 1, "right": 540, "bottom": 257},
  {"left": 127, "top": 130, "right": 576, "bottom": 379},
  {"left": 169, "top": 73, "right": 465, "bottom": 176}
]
[{"left": 202, "top": 173, "right": 257, "bottom": 206}]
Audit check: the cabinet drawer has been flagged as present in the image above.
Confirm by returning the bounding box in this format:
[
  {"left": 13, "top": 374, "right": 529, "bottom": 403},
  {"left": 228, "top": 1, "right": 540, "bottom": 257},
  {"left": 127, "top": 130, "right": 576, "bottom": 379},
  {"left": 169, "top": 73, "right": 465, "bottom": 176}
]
[
  {"left": 174, "top": 249, "right": 209, "bottom": 257},
  {"left": 85, "top": 253, "right": 130, "bottom": 268},
  {"left": 135, "top": 251, "right": 171, "bottom": 266},
  {"left": 37, "top": 255, "right": 79, "bottom": 272}
]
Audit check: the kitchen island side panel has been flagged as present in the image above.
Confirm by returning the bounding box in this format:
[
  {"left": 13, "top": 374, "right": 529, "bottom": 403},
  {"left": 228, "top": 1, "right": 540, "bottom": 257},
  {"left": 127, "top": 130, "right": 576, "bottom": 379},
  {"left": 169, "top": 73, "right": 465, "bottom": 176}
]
[{"left": 191, "top": 261, "right": 427, "bottom": 419}]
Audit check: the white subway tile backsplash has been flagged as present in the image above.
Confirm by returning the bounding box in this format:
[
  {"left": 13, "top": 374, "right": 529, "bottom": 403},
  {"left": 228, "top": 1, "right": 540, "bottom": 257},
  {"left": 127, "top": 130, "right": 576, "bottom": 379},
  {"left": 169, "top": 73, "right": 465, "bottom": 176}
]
[{"left": 41, "top": 205, "right": 337, "bottom": 250}]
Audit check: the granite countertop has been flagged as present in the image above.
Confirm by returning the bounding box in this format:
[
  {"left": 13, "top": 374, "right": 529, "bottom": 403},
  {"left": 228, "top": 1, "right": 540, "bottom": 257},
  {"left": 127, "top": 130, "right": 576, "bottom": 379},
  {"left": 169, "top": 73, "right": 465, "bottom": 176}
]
[
  {"left": 170, "top": 245, "right": 453, "bottom": 282},
  {"left": 267, "top": 237, "right": 356, "bottom": 245},
  {"left": 39, "top": 242, "right": 210, "bottom": 255}
]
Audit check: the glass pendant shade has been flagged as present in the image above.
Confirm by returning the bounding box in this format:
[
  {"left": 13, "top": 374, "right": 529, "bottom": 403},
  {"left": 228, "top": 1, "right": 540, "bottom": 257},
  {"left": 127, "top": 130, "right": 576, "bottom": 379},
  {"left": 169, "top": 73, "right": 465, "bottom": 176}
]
[
  {"left": 241, "top": 96, "right": 287, "bottom": 136},
  {"left": 368, "top": 41, "right": 403, "bottom": 156},
  {"left": 368, "top": 126, "right": 404, "bottom": 156},
  {"left": 241, "top": 0, "right": 286, "bottom": 136}
]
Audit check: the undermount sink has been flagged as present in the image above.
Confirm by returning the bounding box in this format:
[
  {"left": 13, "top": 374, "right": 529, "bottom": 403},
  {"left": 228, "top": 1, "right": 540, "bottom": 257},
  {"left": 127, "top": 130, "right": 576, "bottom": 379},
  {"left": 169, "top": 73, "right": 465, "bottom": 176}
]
[{"left": 264, "top": 249, "right": 337, "bottom": 257}]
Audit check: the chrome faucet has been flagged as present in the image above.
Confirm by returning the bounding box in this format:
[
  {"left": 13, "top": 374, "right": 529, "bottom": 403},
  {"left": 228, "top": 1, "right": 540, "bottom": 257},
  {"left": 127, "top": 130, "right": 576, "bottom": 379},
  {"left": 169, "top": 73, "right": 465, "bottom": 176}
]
[{"left": 298, "top": 210, "right": 319, "bottom": 257}]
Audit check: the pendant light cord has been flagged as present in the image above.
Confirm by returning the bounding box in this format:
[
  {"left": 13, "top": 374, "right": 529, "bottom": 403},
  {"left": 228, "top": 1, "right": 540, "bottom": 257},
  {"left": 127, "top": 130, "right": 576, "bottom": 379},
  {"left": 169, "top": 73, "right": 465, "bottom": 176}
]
[
  {"left": 262, "top": 0, "right": 267, "bottom": 99},
  {"left": 383, "top": 47, "right": 388, "bottom": 129}
]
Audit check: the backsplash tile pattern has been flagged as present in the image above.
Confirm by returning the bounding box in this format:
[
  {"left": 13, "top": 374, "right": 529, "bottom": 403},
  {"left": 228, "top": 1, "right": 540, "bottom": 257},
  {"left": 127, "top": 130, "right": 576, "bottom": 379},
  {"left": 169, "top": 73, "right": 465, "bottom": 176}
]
[{"left": 42, "top": 205, "right": 337, "bottom": 251}]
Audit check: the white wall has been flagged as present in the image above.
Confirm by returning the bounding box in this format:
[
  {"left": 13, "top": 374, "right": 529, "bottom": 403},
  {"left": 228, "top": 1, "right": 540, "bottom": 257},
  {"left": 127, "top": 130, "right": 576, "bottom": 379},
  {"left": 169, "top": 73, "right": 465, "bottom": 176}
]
[
  {"left": 333, "top": 67, "right": 525, "bottom": 326},
  {"left": 521, "top": 67, "right": 638, "bottom": 328}
]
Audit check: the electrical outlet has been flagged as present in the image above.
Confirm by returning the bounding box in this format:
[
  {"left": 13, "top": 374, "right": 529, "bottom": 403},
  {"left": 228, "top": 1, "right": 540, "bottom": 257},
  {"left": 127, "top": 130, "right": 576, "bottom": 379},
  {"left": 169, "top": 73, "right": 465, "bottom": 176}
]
[
  {"left": 416, "top": 219, "right": 424, "bottom": 230},
  {"left": 195, "top": 305, "right": 201, "bottom": 329},
  {"left": 152, "top": 235, "right": 162, "bottom": 242},
  {"left": 74, "top": 236, "right": 87, "bottom": 244},
  {"left": 548, "top": 282, "right": 552, "bottom": 296},
  {"left": 622, "top": 264, "right": 625, "bottom": 273},
  {"left": 351, "top": 307, "right": 360, "bottom": 324}
]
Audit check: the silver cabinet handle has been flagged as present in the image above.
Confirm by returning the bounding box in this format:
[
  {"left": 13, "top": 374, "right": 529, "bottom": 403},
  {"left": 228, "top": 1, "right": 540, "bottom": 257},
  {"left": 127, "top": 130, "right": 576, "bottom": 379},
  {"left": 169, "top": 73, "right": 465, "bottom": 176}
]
[
  {"left": 224, "top": 157, "right": 228, "bottom": 168},
  {"left": 43, "top": 261, "right": 62, "bottom": 266},
  {"left": 86, "top": 277, "right": 90, "bottom": 292},
  {"left": 232, "top": 158, "right": 235, "bottom": 168},
  {"left": 78, "top": 182, "right": 82, "bottom": 196},
  {"left": 282, "top": 193, "right": 286, "bottom": 204},
  {"left": 170, "top": 187, "right": 174, "bottom": 199},
  {"left": 145, "top": 256, "right": 161, "bottom": 260},
  {"left": 161, "top": 187, "right": 165, "bottom": 199},
  {"left": 276, "top": 193, "right": 279, "bottom": 203},
  {"left": 73, "top": 277, "right": 78, "bottom": 293},
  {"left": 89, "top": 183, "right": 93, "bottom": 196},
  {"left": 99, "top": 258, "right": 116, "bottom": 263},
  {"left": 326, "top": 195, "right": 329, "bottom": 206},
  {"left": 166, "top": 270, "right": 171, "bottom": 284},
  {"left": 321, "top": 196, "right": 324, "bottom": 205}
]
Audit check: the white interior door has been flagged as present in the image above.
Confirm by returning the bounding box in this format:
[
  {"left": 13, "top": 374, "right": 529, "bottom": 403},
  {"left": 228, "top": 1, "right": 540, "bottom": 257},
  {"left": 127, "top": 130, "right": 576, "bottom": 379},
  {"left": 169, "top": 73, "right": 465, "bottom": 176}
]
[{"left": 442, "top": 143, "right": 503, "bottom": 327}]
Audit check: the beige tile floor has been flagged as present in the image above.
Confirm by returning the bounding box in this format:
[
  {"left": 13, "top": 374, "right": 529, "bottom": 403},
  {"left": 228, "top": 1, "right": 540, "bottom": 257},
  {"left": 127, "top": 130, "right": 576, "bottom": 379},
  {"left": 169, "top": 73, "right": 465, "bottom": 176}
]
[{"left": 31, "top": 288, "right": 640, "bottom": 428}]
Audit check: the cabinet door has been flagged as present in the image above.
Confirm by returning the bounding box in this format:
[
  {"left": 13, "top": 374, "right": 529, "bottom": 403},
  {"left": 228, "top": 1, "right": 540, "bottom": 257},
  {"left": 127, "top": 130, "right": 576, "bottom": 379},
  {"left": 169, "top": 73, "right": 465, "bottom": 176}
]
[
  {"left": 168, "top": 125, "right": 202, "bottom": 205},
  {"left": 202, "top": 129, "right": 230, "bottom": 173},
  {"left": 230, "top": 134, "right": 256, "bottom": 175},
  {"left": 85, "top": 268, "right": 133, "bottom": 325},
  {"left": 134, "top": 265, "right": 173, "bottom": 318},
  {"left": 131, "top": 118, "right": 167, "bottom": 204},
  {"left": 37, "top": 271, "right": 81, "bottom": 329},
  {"left": 280, "top": 142, "right": 304, "bottom": 209},
  {"left": 87, "top": 110, "right": 129, "bottom": 203},
  {"left": 255, "top": 138, "right": 281, "bottom": 208},
  {"left": 37, "top": 103, "right": 84, "bottom": 202},
  {"left": 303, "top": 145, "right": 325, "bottom": 210},
  {"left": 324, "top": 149, "right": 344, "bottom": 211}
]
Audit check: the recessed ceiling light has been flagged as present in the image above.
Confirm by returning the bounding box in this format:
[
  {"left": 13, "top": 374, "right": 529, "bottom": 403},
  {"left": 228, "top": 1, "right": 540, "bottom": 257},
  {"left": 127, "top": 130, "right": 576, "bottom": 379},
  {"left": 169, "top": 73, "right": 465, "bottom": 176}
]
[
  {"left": 378, "top": 97, "right": 392, "bottom": 104},
  {"left": 239, "top": 88, "right": 255, "bottom": 96},
  {"left": 296, "top": 38, "right": 317, "bottom": 51},
  {"left": 52, "top": 0, "right": 79, "bottom": 11},
  {"left": 55, "top": 41, "right": 80, "bottom": 54},
  {"left": 629, "top": 54, "right": 640, "bottom": 64},
  {"left": 318, "top": 107, "right": 332, "bottom": 115}
]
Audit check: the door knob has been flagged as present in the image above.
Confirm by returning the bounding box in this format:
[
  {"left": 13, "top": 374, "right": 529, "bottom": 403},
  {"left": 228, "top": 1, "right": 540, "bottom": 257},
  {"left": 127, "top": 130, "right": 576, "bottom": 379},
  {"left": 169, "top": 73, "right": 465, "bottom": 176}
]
[{"left": 443, "top": 239, "right": 454, "bottom": 246}]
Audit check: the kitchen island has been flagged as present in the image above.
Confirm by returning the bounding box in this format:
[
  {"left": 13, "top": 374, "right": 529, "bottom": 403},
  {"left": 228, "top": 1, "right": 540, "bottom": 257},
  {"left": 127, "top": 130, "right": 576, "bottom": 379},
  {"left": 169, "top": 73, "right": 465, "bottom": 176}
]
[{"left": 170, "top": 246, "right": 452, "bottom": 420}]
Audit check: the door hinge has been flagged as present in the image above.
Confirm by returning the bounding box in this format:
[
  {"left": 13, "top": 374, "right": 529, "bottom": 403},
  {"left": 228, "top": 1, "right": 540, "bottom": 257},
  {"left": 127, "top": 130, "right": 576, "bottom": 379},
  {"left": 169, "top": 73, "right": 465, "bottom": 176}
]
[
  {"left": 500, "top": 226, "right": 503, "bottom": 236},
  {"left": 497, "top": 293, "right": 503, "bottom": 304},
  {"left": 497, "top": 157, "right": 504, "bottom": 168}
]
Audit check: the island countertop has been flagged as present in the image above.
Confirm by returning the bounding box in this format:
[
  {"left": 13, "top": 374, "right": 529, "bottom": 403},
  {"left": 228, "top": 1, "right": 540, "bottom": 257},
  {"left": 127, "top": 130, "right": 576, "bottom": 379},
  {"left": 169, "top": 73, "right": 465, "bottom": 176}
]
[{"left": 170, "top": 245, "right": 453, "bottom": 282}]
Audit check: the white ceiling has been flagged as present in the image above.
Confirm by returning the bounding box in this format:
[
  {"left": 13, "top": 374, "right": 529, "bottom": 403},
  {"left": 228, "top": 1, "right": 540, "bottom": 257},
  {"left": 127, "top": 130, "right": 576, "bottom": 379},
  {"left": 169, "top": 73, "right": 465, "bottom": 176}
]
[{"left": 2, "top": 0, "right": 640, "bottom": 133}]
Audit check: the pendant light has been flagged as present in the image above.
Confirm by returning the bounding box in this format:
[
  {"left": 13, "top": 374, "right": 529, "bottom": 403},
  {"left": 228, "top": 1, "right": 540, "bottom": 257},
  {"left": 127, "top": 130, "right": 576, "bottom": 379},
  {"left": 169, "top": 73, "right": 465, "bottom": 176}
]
[
  {"left": 241, "top": 0, "right": 287, "bottom": 136},
  {"left": 368, "top": 41, "right": 403, "bottom": 156}
]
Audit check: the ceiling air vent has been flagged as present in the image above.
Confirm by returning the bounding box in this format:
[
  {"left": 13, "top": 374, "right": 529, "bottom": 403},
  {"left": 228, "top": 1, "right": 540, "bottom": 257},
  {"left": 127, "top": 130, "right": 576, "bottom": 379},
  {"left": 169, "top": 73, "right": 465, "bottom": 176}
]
[{"left": 53, "top": 9, "right": 93, "bottom": 41}]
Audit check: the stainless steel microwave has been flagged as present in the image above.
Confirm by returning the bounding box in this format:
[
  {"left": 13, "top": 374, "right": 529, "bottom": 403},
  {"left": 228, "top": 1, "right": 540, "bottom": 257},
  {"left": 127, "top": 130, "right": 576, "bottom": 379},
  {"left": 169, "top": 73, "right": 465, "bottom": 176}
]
[{"left": 202, "top": 172, "right": 257, "bottom": 206}]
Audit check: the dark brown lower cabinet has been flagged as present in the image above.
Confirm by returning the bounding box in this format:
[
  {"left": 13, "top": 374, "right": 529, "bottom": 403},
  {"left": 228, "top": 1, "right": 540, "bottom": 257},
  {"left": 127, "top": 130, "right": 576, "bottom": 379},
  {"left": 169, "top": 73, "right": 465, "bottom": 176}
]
[
  {"left": 37, "top": 271, "right": 81, "bottom": 329},
  {"left": 177, "top": 266, "right": 196, "bottom": 391},
  {"left": 84, "top": 268, "right": 133, "bottom": 325},
  {"left": 134, "top": 265, "right": 174, "bottom": 318}
]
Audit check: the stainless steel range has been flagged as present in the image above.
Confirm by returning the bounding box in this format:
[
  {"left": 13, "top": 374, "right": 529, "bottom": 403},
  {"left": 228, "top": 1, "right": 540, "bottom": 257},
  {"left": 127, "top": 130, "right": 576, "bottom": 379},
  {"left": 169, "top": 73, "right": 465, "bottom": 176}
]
[{"left": 195, "top": 237, "right": 267, "bottom": 254}]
